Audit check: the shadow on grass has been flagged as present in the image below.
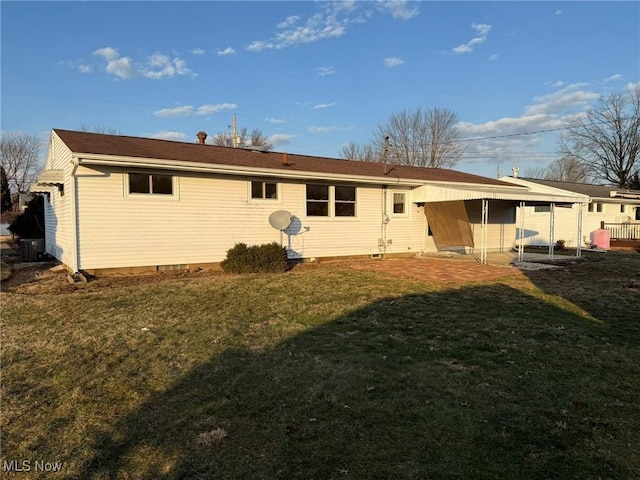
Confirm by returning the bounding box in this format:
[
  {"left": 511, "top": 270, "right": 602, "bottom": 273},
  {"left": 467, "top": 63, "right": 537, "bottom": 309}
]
[
  {"left": 76, "top": 283, "right": 638, "bottom": 480},
  {"left": 518, "top": 251, "right": 640, "bottom": 344}
]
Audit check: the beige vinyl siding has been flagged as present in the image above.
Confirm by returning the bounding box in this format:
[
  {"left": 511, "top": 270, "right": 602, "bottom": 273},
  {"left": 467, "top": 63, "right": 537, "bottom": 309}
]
[
  {"left": 518, "top": 202, "right": 636, "bottom": 248},
  {"left": 466, "top": 200, "right": 516, "bottom": 253},
  {"left": 74, "top": 170, "right": 426, "bottom": 269},
  {"left": 43, "top": 132, "right": 74, "bottom": 267}
]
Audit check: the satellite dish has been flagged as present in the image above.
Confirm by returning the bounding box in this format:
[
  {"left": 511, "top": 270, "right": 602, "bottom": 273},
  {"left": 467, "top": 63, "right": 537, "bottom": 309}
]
[{"left": 269, "top": 210, "right": 293, "bottom": 231}]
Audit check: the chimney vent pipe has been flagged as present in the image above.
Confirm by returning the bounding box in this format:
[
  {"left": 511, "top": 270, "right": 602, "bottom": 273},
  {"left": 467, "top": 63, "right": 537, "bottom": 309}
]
[
  {"left": 282, "top": 152, "right": 289, "bottom": 166},
  {"left": 196, "top": 131, "right": 207, "bottom": 145}
]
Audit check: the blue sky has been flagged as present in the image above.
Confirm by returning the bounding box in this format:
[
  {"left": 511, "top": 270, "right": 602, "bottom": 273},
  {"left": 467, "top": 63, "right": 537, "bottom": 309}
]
[{"left": 2, "top": 1, "right": 639, "bottom": 178}]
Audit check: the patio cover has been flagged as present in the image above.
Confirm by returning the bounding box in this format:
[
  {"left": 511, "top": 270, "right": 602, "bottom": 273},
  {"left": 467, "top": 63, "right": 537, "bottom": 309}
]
[
  {"left": 413, "top": 183, "right": 587, "bottom": 204},
  {"left": 425, "top": 201, "right": 474, "bottom": 249}
]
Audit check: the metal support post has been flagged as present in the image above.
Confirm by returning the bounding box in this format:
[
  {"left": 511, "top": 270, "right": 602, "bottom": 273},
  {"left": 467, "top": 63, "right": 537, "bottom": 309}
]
[
  {"left": 481, "top": 199, "right": 489, "bottom": 264},
  {"left": 576, "top": 203, "right": 583, "bottom": 258},
  {"left": 518, "top": 201, "right": 525, "bottom": 262},
  {"left": 549, "top": 203, "right": 555, "bottom": 260}
]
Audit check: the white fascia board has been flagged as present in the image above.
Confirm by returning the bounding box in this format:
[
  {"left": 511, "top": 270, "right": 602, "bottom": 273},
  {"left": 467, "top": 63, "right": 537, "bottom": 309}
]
[{"left": 75, "top": 154, "right": 425, "bottom": 186}]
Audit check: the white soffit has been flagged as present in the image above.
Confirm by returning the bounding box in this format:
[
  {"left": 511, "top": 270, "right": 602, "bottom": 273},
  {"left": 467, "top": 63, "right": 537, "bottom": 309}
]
[{"left": 413, "top": 184, "right": 587, "bottom": 204}]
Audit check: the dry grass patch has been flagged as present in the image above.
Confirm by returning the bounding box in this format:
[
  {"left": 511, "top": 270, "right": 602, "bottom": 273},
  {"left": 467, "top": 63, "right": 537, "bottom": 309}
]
[{"left": 1, "top": 252, "right": 639, "bottom": 479}]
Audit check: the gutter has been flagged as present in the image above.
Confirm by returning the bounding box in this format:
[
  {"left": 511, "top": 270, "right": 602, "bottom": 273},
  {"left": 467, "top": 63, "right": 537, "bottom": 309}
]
[{"left": 69, "top": 158, "right": 80, "bottom": 273}]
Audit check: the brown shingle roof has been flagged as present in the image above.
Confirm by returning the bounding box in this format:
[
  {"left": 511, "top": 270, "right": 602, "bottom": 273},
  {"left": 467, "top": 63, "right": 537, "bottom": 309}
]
[{"left": 54, "top": 129, "right": 516, "bottom": 187}]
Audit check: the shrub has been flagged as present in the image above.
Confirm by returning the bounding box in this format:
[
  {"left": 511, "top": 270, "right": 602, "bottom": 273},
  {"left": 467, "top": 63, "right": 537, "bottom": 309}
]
[
  {"left": 221, "top": 242, "right": 289, "bottom": 274},
  {"left": 8, "top": 196, "right": 44, "bottom": 240},
  {"left": 555, "top": 239, "right": 566, "bottom": 251}
]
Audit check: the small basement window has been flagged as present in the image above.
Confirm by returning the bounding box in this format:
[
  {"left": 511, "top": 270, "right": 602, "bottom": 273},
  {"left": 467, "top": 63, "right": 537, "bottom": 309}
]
[
  {"left": 129, "top": 173, "right": 173, "bottom": 195},
  {"left": 251, "top": 180, "right": 277, "bottom": 199}
]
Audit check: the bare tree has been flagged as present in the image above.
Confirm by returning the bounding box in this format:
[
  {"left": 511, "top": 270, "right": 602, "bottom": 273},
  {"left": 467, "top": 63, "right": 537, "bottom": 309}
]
[
  {"left": 558, "top": 87, "right": 640, "bottom": 187},
  {"left": 0, "top": 132, "right": 42, "bottom": 193},
  {"left": 212, "top": 128, "right": 273, "bottom": 150},
  {"left": 544, "top": 157, "right": 589, "bottom": 183},
  {"left": 522, "top": 166, "right": 548, "bottom": 179},
  {"left": 368, "top": 107, "right": 465, "bottom": 168},
  {"left": 79, "top": 124, "right": 121, "bottom": 135},
  {"left": 341, "top": 142, "right": 378, "bottom": 162}
]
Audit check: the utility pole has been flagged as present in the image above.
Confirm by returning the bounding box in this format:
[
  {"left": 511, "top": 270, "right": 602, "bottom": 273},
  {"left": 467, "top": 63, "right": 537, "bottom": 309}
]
[{"left": 232, "top": 114, "right": 237, "bottom": 148}]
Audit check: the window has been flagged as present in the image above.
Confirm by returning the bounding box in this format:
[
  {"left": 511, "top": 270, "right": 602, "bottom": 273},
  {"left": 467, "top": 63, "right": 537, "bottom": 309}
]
[
  {"left": 335, "top": 186, "right": 356, "bottom": 217},
  {"left": 620, "top": 204, "right": 626, "bottom": 213},
  {"left": 306, "top": 184, "right": 330, "bottom": 216},
  {"left": 588, "top": 202, "right": 603, "bottom": 213},
  {"left": 306, "top": 184, "right": 356, "bottom": 217},
  {"left": 393, "top": 193, "right": 406, "bottom": 214},
  {"left": 129, "top": 173, "right": 173, "bottom": 195},
  {"left": 251, "top": 180, "right": 277, "bottom": 199},
  {"left": 534, "top": 205, "right": 551, "bottom": 213}
]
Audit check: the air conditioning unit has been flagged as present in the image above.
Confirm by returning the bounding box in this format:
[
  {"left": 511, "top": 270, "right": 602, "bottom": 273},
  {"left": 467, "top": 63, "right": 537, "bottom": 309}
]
[{"left": 21, "top": 239, "right": 45, "bottom": 262}]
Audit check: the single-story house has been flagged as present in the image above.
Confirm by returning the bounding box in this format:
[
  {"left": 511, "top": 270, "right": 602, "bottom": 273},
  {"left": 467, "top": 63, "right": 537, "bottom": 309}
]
[
  {"left": 31, "top": 129, "right": 586, "bottom": 273},
  {"left": 499, "top": 176, "right": 640, "bottom": 249}
]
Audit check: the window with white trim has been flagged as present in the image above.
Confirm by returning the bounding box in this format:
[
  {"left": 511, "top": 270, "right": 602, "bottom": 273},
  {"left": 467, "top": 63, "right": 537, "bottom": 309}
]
[
  {"left": 129, "top": 173, "right": 173, "bottom": 195},
  {"left": 335, "top": 186, "right": 356, "bottom": 216},
  {"left": 393, "top": 192, "right": 406, "bottom": 214},
  {"left": 588, "top": 202, "right": 603, "bottom": 213},
  {"left": 251, "top": 180, "right": 278, "bottom": 199},
  {"left": 306, "top": 184, "right": 356, "bottom": 217}
]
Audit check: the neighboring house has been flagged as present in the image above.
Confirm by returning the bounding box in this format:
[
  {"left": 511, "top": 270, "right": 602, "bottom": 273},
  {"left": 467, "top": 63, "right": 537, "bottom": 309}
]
[
  {"left": 500, "top": 176, "right": 640, "bottom": 248},
  {"left": 31, "top": 129, "right": 585, "bottom": 273}
]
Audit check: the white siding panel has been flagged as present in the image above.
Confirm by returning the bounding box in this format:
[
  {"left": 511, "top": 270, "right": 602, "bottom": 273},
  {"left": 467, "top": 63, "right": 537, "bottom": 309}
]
[
  {"left": 467, "top": 200, "right": 516, "bottom": 253},
  {"left": 43, "top": 133, "right": 74, "bottom": 267},
  {"left": 75, "top": 171, "right": 429, "bottom": 269},
  {"left": 517, "top": 202, "right": 632, "bottom": 247}
]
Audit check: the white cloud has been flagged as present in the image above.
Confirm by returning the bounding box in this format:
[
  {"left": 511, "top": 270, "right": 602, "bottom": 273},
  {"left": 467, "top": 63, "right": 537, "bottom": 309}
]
[
  {"left": 143, "top": 53, "right": 195, "bottom": 79},
  {"left": 191, "top": 48, "right": 205, "bottom": 55},
  {"left": 550, "top": 80, "right": 564, "bottom": 88},
  {"left": 93, "top": 47, "right": 135, "bottom": 79},
  {"left": 266, "top": 117, "right": 286, "bottom": 124},
  {"left": 153, "top": 103, "right": 237, "bottom": 118},
  {"left": 268, "top": 133, "right": 294, "bottom": 146},
  {"left": 451, "top": 22, "right": 492, "bottom": 55},
  {"left": 247, "top": 40, "right": 274, "bottom": 52},
  {"left": 383, "top": 56, "right": 405, "bottom": 68},
  {"left": 308, "top": 125, "right": 355, "bottom": 133},
  {"left": 247, "top": 1, "right": 418, "bottom": 52},
  {"left": 277, "top": 15, "right": 300, "bottom": 28},
  {"left": 555, "top": 9, "right": 563, "bottom": 15},
  {"left": 150, "top": 131, "right": 187, "bottom": 141},
  {"left": 525, "top": 83, "right": 599, "bottom": 115},
  {"left": 377, "top": 1, "right": 420, "bottom": 20},
  {"left": 311, "top": 102, "right": 336, "bottom": 110},
  {"left": 217, "top": 47, "right": 236, "bottom": 56},
  {"left": 78, "top": 64, "right": 93, "bottom": 74},
  {"left": 455, "top": 83, "right": 605, "bottom": 167},
  {"left": 604, "top": 74, "right": 623, "bottom": 83},
  {"left": 316, "top": 66, "right": 336, "bottom": 76},
  {"left": 488, "top": 54, "right": 498, "bottom": 61},
  {"left": 626, "top": 82, "right": 640, "bottom": 91},
  {"left": 91, "top": 47, "right": 195, "bottom": 80}
]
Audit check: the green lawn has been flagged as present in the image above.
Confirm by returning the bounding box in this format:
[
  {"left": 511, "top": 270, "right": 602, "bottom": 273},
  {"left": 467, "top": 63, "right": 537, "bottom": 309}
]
[{"left": 1, "top": 254, "right": 639, "bottom": 479}]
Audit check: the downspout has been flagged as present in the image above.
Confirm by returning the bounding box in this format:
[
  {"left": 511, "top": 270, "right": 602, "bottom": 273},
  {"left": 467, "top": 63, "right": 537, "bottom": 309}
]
[
  {"left": 69, "top": 158, "right": 80, "bottom": 273},
  {"left": 381, "top": 185, "right": 389, "bottom": 255}
]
